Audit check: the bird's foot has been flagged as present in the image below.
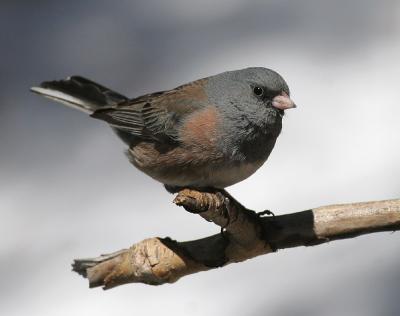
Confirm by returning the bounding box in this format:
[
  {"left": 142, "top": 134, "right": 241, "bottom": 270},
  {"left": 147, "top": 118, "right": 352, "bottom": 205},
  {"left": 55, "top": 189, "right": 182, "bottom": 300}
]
[
  {"left": 252, "top": 209, "right": 282, "bottom": 252},
  {"left": 257, "top": 209, "right": 275, "bottom": 217}
]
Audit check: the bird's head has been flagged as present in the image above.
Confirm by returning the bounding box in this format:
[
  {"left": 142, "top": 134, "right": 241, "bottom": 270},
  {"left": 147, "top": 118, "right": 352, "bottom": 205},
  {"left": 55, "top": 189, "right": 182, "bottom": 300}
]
[{"left": 206, "top": 67, "right": 296, "bottom": 132}]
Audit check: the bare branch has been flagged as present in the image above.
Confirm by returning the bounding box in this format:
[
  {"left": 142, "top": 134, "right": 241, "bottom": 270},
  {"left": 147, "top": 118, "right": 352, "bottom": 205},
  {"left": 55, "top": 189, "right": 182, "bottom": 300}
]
[{"left": 72, "top": 190, "right": 400, "bottom": 289}]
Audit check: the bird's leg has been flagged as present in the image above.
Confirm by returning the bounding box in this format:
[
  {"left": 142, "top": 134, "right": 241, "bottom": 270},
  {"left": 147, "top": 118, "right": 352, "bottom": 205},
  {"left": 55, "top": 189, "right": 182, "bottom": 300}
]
[
  {"left": 171, "top": 186, "right": 234, "bottom": 238},
  {"left": 183, "top": 187, "right": 239, "bottom": 236},
  {"left": 173, "top": 186, "right": 281, "bottom": 252},
  {"left": 216, "top": 190, "right": 281, "bottom": 252},
  {"left": 210, "top": 189, "right": 233, "bottom": 236}
]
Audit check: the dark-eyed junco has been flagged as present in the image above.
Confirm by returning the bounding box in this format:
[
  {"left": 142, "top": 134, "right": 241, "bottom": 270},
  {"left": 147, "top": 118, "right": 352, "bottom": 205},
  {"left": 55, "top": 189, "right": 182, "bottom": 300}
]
[{"left": 31, "top": 68, "right": 296, "bottom": 192}]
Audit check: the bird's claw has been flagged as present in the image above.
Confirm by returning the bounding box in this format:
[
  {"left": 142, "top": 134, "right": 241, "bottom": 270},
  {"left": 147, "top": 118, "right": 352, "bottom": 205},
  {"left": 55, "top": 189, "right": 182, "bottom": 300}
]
[{"left": 257, "top": 209, "right": 275, "bottom": 217}]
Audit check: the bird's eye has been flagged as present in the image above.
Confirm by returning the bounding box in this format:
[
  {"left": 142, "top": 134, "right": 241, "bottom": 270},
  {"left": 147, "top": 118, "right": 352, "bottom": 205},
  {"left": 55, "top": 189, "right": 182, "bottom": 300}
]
[{"left": 253, "top": 86, "right": 264, "bottom": 96}]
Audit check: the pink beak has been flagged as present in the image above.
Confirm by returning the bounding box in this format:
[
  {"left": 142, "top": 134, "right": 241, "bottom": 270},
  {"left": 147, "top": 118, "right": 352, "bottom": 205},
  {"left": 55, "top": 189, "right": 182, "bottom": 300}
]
[{"left": 272, "top": 91, "right": 296, "bottom": 110}]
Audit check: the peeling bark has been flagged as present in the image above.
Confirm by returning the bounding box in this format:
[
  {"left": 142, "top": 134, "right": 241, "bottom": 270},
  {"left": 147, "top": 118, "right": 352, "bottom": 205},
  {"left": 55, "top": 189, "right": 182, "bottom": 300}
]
[{"left": 72, "top": 190, "right": 400, "bottom": 289}]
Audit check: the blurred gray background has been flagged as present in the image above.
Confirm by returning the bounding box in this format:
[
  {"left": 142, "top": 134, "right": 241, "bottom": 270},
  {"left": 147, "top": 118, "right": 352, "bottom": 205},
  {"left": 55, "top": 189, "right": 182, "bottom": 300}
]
[{"left": 1, "top": 1, "right": 399, "bottom": 315}]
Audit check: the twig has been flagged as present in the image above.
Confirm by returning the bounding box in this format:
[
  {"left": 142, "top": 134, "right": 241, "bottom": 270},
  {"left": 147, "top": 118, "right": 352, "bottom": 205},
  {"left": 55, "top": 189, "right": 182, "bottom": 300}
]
[{"left": 72, "top": 190, "right": 400, "bottom": 289}]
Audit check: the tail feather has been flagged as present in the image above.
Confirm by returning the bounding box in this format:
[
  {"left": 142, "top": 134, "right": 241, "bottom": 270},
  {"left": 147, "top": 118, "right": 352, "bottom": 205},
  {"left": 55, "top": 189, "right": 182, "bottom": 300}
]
[{"left": 30, "top": 76, "right": 128, "bottom": 114}]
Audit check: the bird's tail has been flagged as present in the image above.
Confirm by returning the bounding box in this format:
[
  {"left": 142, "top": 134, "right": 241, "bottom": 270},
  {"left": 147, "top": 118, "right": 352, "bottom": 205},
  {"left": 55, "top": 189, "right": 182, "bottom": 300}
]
[{"left": 30, "top": 76, "right": 128, "bottom": 114}]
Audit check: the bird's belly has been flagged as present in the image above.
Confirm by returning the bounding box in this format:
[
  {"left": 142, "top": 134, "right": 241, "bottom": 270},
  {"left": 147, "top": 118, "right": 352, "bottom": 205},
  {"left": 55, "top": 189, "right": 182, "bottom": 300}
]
[
  {"left": 150, "top": 159, "right": 266, "bottom": 189},
  {"left": 127, "top": 142, "right": 268, "bottom": 188},
  {"left": 192, "top": 160, "right": 266, "bottom": 188}
]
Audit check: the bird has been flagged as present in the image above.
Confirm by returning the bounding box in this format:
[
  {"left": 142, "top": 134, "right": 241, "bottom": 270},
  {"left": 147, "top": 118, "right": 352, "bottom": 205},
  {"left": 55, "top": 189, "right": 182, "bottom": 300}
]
[{"left": 31, "top": 67, "right": 296, "bottom": 193}]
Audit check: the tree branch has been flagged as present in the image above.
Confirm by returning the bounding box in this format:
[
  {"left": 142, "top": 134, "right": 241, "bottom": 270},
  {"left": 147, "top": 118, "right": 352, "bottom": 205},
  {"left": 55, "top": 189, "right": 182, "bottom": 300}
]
[{"left": 72, "top": 189, "right": 400, "bottom": 289}]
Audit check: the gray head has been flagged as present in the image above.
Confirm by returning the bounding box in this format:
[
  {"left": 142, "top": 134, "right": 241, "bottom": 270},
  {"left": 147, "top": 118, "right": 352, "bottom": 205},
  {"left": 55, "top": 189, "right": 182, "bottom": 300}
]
[
  {"left": 205, "top": 67, "right": 295, "bottom": 132},
  {"left": 223, "top": 67, "right": 290, "bottom": 96},
  {"left": 204, "top": 67, "right": 296, "bottom": 161}
]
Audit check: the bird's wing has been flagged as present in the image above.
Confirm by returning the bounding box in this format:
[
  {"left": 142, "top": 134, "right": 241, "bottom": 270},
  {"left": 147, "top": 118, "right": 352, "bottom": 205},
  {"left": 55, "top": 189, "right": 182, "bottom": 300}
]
[{"left": 91, "top": 79, "right": 208, "bottom": 142}]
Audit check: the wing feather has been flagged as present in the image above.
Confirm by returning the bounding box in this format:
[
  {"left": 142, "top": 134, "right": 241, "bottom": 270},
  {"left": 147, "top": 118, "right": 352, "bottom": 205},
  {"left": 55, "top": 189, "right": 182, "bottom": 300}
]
[{"left": 91, "top": 79, "right": 207, "bottom": 142}]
